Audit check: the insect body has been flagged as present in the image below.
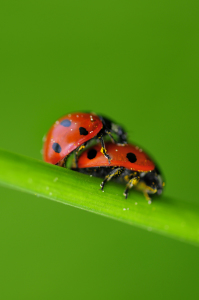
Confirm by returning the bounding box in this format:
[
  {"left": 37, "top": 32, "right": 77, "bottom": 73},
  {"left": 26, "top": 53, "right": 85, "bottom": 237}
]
[
  {"left": 43, "top": 112, "right": 127, "bottom": 166},
  {"left": 74, "top": 142, "right": 164, "bottom": 202}
]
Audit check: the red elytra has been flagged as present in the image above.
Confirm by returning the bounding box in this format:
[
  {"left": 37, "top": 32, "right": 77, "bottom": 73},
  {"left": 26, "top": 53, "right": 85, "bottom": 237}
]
[
  {"left": 77, "top": 142, "right": 155, "bottom": 172},
  {"left": 43, "top": 112, "right": 103, "bottom": 165}
]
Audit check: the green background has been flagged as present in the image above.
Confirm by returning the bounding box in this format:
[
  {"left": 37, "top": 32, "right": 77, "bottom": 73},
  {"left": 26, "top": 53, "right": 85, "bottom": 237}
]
[{"left": 0, "top": 0, "right": 199, "bottom": 299}]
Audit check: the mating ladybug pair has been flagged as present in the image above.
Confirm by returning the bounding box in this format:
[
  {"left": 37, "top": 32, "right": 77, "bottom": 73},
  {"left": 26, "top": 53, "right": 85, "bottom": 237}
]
[{"left": 43, "top": 112, "right": 164, "bottom": 202}]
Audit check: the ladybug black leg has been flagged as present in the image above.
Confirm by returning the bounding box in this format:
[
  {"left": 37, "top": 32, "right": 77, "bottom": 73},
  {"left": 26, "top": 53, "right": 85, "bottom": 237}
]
[
  {"left": 106, "top": 124, "right": 127, "bottom": 144},
  {"left": 74, "top": 152, "right": 78, "bottom": 169},
  {"left": 123, "top": 173, "right": 140, "bottom": 199},
  {"left": 74, "top": 142, "right": 88, "bottom": 168},
  {"left": 97, "top": 133, "right": 112, "bottom": 163},
  {"left": 98, "top": 115, "right": 127, "bottom": 144},
  {"left": 104, "top": 127, "right": 127, "bottom": 145},
  {"left": 100, "top": 167, "right": 125, "bottom": 191},
  {"left": 114, "top": 125, "right": 128, "bottom": 144},
  {"left": 56, "top": 156, "right": 67, "bottom": 167},
  {"left": 104, "top": 129, "right": 117, "bottom": 143}
]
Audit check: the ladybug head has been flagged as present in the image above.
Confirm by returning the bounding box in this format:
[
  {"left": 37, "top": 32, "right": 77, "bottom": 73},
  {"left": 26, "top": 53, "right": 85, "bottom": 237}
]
[{"left": 140, "top": 168, "right": 164, "bottom": 195}]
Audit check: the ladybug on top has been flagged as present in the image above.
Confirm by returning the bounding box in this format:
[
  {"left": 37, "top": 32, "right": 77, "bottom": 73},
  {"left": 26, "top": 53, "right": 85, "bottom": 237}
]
[{"left": 43, "top": 112, "right": 127, "bottom": 167}]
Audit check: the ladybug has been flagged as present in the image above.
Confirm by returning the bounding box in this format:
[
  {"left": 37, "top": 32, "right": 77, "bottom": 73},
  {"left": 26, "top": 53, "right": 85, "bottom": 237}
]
[
  {"left": 43, "top": 112, "right": 127, "bottom": 167},
  {"left": 73, "top": 142, "right": 164, "bottom": 202}
]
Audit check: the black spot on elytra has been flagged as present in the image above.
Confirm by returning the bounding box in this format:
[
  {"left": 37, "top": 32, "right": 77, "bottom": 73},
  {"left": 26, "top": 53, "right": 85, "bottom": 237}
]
[
  {"left": 60, "top": 119, "right": 71, "bottom": 127},
  {"left": 87, "top": 149, "right": 97, "bottom": 160},
  {"left": 52, "top": 142, "right": 62, "bottom": 153},
  {"left": 79, "top": 127, "right": 89, "bottom": 136},
  {"left": 126, "top": 152, "right": 137, "bottom": 163}
]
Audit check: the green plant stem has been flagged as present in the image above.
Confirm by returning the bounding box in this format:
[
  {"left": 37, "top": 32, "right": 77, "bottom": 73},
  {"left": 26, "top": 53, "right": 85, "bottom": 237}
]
[{"left": 0, "top": 148, "right": 199, "bottom": 246}]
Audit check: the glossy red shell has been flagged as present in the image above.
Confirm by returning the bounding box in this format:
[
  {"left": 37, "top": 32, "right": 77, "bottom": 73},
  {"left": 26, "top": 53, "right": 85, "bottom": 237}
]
[
  {"left": 77, "top": 142, "right": 155, "bottom": 172},
  {"left": 43, "top": 113, "right": 103, "bottom": 164}
]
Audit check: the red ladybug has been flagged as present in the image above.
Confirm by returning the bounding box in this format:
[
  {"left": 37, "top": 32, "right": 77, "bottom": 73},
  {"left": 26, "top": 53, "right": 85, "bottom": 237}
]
[
  {"left": 74, "top": 142, "right": 164, "bottom": 202},
  {"left": 43, "top": 112, "right": 127, "bottom": 166}
]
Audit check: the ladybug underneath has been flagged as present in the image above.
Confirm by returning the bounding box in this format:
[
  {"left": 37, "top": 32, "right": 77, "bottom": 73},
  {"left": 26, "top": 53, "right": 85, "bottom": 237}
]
[
  {"left": 73, "top": 142, "right": 164, "bottom": 202},
  {"left": 43, "top": 112, "right": 127, "bottom": 167}
]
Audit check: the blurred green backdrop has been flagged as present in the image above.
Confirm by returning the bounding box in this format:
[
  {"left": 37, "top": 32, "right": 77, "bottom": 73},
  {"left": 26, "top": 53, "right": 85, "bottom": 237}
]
[{"left": 0, "top": 0, "right": 199, "bottom": 299}]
